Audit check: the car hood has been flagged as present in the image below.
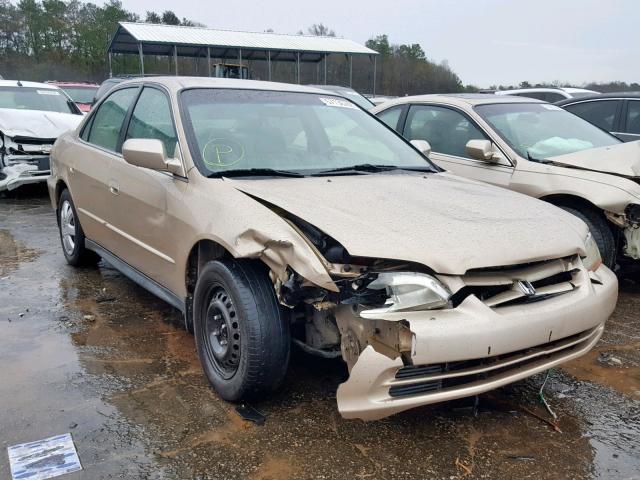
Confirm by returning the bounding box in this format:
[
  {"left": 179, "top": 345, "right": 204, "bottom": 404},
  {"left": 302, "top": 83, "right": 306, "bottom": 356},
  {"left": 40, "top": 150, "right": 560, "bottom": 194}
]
[
  {"left": 549, "top": 141, "right": 640, "bottom": 177},
  {"left": 225, "top": 172, "right": 588, "bottom": 275},
  {"left": 0, "top": 108, "right": 82, "bottom": 139}
]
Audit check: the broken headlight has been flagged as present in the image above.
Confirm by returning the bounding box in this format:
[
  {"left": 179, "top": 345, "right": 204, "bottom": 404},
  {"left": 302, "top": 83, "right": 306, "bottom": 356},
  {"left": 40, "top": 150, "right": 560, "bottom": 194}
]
[
  {"left": 360, "top": 272, "right": 451, "bottom": 317},
  {"left": 582, "top": 232, "right": 602, "bottom": 272}
]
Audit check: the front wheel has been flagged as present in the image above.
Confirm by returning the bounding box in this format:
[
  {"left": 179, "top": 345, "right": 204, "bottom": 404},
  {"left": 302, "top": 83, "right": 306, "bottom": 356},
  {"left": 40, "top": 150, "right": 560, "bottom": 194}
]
[
  {"left": 559, "top": 205, "right": 616, "bottom": 269},
  {"left": 193, "top": 259, "right": 290, "bottom": 401}
]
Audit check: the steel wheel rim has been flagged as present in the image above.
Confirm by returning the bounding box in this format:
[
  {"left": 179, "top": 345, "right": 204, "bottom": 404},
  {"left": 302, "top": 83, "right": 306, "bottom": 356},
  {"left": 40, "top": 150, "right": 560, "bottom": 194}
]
[
  {"left": 204, "top": 287, "right": 240, "bottom": 379},
  {"left": 60, "top": 200, "right": 76, "bottom": 256}
]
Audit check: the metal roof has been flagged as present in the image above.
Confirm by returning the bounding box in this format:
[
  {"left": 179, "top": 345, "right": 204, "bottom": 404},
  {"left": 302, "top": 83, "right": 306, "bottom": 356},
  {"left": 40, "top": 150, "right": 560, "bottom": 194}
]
[{"left": 109, "top": 22, "right": 377, "bottom": 61}]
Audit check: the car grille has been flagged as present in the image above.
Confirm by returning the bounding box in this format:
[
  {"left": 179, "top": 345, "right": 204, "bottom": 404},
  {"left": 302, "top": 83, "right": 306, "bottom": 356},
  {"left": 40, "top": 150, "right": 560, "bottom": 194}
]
[
  {"left": 451, "top": 255, "right": 584, "bottom": 309},
  {"left": 388, "top": 326, "right": 599, "bottom": 398}
]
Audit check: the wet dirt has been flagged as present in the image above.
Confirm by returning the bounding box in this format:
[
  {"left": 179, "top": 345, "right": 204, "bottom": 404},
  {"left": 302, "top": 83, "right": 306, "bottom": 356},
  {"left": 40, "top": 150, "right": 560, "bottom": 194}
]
[{"left": 1, "top": 186, "right": 639, "bottom": 479}]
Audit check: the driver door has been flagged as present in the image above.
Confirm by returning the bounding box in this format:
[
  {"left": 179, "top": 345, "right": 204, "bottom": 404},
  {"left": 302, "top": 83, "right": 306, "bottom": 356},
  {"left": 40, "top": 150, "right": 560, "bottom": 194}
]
[{"left": 401, "top": 104, "right": 514, "bottom": 189}]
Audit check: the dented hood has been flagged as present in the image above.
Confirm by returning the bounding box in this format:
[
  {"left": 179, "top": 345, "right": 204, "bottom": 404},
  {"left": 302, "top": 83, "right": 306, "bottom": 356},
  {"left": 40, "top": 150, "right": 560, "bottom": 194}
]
[
  {"left": 549, "top": 141, "right": 640, "bottom": 177},
  {"left": 226, "top": 173, "right": 588, "bottom": 274},
  {"left": 0, "top": 108, "right": 82, "bottom": 139}
]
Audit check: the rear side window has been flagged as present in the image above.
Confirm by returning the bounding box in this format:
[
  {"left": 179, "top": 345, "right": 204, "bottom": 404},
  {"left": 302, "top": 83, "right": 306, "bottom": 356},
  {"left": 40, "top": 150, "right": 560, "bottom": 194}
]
[
  {"left": 85, "top": 88, "right": 138, "bottom": 152},
  {"left": 625, "top": 100, "right": 640, "bottom": 135},
  {"left": 125, "top": 87, "right": 178, "bottom": 158},
  {"left": 565, "top": 100, "right": 620, "bottom": 131},
  {"left": 377, "top": 106, "right": 403, "bottom": 131}
]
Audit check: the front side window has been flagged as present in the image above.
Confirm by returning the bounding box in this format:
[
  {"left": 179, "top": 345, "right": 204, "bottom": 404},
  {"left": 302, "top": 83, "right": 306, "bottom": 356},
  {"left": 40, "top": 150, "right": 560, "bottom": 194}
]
[
  {"left": 405, "top": 105, "right": 488, "bottom": 158},
  {"left": 179, "top": 89, "right": 437, "bottom": 176},
  {"left": 86, "top": 88, "right": 138, "bottom": 152},
  {"left": 125, "top": 87, "right": 178, "bottom": 158},
  {"left": 625, "top": 100, "right": 640, "bottom": 135},
  {"left": 476, "top": 103, "right": 620, "bottom": 159},
  {"left": 565, "top": 100, "right": 620, "bottom": 131},
  {"left": 377, "top": 106, "right": 403, "bottom": 131},
  {"left": 0, "top": 86, "right": 77, "bottom": 114}
]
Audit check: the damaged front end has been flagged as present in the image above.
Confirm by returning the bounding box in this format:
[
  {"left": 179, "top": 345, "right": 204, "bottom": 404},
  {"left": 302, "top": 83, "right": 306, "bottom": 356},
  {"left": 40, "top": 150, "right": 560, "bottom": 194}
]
[
  {"left": 605, "top": 204, "right": 640, "bottom": 260},
  {"left": 0, "top": 133, "right": 54, "bottom": 192},
  {"left": 271, "top": 215, "right": 617, "bottom": 421}
]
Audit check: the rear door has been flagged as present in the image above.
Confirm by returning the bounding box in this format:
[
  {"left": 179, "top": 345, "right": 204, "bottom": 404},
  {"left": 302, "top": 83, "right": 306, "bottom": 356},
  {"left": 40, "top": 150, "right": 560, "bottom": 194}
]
[
  {"left": 68, "top": 86, "right": 139, "bottom": 250},
  {"left": 400, "top": 104, "right": 514, "bottom": 188}
]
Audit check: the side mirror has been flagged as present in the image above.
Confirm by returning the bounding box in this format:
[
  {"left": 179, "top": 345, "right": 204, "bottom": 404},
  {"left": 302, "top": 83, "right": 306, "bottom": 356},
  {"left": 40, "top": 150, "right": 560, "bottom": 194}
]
[
  {"left": 410, "top": 139, "right": 432, "bottom": 157},
  {"left": 122, "top": 138, "right": 183, "bottom": 175},
  {"left": 465, "top": 139, "right": 496, "bottom": 162}
]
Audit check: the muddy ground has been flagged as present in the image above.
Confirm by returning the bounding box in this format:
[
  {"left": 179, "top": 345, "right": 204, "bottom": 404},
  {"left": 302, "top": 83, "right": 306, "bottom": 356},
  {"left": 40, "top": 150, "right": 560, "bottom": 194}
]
[{"left": 1, "top": 186, "right": 638, "bottom": 480}]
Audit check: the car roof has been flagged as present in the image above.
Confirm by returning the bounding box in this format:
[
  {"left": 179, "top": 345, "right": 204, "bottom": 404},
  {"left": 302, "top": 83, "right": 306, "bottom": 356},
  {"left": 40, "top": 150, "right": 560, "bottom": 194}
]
[
  {"left": 116, "top": 76, "right": 334, "bottom": 95},
  {"left": 49, "top": 82, "right": 99, "bottom": 87},
  {"left": 372, "top": 93, "right": 545, "bottom": 110},
  {"left": 0, "top": 79, "right": 60, "bottom": 89},
  {"left": 496, "top": 87, "right": 597, "bottom": 94},
  {"left": 556, "top": 91, "right": 640, "bottom": 105}
]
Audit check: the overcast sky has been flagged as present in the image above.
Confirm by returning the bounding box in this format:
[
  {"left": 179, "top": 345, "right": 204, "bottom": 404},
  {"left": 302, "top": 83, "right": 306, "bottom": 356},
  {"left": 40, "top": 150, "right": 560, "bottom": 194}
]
[{"left": 121, "top": 0, "right": 639, "bottom": 87}]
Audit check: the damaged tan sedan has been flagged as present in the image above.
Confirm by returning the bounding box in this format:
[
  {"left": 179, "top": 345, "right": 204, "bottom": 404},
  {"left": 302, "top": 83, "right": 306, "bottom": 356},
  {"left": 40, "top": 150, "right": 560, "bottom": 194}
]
[{"left": 48, "top": 77, "right": 617, "bottom": 420}]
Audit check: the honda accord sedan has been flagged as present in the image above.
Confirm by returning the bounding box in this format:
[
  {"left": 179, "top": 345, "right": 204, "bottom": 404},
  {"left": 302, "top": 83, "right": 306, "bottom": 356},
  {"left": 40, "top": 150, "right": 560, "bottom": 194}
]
[{"left": 48, "top": 78, "right": 617, "bottom": 420}]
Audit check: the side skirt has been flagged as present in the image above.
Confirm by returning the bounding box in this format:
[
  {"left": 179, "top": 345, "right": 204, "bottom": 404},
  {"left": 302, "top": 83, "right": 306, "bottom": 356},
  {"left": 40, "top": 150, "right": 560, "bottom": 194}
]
[{"left": 85, "top": 239, "right": 186, "bottom": 314}]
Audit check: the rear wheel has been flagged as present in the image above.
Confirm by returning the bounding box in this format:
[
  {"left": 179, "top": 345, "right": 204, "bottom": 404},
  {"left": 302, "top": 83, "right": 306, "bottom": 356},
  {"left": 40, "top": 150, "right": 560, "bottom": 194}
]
[
  {"left": 559, "top": 205, "right": 616, "bottom": 269},
  {"left": 193, "top": 259, "right": 290, "bottom": 401},
  {"left": 57, "top": 189, "right": 100, "bottom": 266}
]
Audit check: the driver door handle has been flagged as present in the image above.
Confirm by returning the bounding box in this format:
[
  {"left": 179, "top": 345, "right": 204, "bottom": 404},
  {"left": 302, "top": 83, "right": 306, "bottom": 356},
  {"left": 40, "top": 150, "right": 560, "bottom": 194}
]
[{"left": 108, "top": 180, "right": 119, "bottom": 195}]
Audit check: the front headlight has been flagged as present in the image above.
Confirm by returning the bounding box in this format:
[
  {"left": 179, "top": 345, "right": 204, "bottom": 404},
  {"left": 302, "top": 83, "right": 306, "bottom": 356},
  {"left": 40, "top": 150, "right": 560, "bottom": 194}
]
[
  {"left": 360, "top": 272, "right": 451, "bottom": 318},
  {"left": 582, "top": 232, "right": 602, "bottom": 272}
]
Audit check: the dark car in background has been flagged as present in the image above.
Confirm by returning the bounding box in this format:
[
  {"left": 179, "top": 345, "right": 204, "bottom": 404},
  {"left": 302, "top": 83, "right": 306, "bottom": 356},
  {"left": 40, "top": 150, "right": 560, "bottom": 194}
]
[
  {"left": 48, "top": 81, "right": 99, "bottom": 113},
  {"left": 557, "top": 92, "right": 640, "bottom": 142}
]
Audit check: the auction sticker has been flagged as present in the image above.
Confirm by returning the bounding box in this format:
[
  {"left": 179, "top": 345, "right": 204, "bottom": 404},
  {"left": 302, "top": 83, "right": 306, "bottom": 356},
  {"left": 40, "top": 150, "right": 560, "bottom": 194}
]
[
  {"left": 8, "top": 433, "right": 82, "bottom": 480},
  {"left": 37, "top": 90, "right": 61, "bottom": 96},
  {"left": 319, "top": 97, "right": 357, "bottom": 109}
]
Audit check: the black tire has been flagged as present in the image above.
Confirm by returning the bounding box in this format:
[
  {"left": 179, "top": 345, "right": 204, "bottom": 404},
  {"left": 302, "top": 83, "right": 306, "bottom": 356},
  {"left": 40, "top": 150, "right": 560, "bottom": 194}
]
[
  {"left": 57, "top": 189, "right": 100, "bottom": 266},
  {"left": 193, "top": 259, "right": 290, "bottom": 401},
  {"left": 559, "top": 205, "right": 616, "bottom": 269}
]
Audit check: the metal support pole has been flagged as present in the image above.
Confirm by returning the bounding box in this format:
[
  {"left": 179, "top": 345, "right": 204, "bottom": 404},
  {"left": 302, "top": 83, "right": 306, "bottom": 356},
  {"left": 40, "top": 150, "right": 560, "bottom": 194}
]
[
  {"left": 174, "top": 45, "right": 178, "bottom": 75},
  {"left": 296, "top": 52, "right": 300, "bottom": 84},
  {"left": 138, "top": 42, "right": 144, "bottom": 75},
  {"left": 372, "top": 55, "right": 377, "bottom": 96},
  {"left": 108, "top": 51, "right": 113, "bottom": 78},
  {"left": 207, "top": 47, "right": 211, "bottom": 77},
  {"left": 349, "top": 54, "right": 353, "bottom": 87},
  {"left": 324, "top": 53, "right": 327, "bottom": 84},
  {"left": 267, "top": 50, "right": 272, "bottom": 81},
  {"left": 238, "top": 48, "right": 242, "bottom": 77}
]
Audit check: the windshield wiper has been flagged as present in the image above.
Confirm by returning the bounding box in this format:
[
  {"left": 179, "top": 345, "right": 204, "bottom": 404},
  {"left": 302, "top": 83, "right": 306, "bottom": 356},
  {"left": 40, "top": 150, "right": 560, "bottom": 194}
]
[
  {"left": 209, "top": 168, "right": 304, "bottom": 178},
  {"left": 312, "top": 163, "right": 435, "bottom": 176}
]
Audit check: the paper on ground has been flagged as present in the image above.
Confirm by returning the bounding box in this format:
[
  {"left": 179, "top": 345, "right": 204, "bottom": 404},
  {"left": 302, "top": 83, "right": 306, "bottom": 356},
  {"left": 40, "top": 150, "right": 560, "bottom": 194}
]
[{"left": 8, "top": 433, "right": 82, "bottom": 480}]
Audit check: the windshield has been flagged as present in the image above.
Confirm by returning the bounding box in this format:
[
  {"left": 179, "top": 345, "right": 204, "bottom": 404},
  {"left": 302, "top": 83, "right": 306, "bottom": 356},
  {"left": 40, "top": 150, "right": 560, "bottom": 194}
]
[
  {"left": 61, "top": 86, "right": 98, "bottom": 104},
  {"left": 0, "top": 86, "right": 76, "bottom": 114},
  {"left": 180, "top": 89, "right": 436, "bottom": 176},
  {"left": 475, "top": 103, "right": 620, "bottom": 159}
]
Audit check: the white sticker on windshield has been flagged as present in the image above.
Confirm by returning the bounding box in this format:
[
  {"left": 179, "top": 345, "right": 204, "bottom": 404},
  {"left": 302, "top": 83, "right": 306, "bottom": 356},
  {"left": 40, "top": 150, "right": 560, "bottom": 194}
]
[
  {"left": 37, "top": 90, "right": 61, "bottom": 96},
  {"left": 541, "top": 104, "right": 562, "bottom": 111},
  {"left": 319, "top": 97, "right": 357, "bottom": 109}
]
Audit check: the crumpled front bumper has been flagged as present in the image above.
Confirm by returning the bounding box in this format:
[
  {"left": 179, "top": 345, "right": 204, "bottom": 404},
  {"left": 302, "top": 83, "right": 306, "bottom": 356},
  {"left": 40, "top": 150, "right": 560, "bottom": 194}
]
[
  {"left": 0, "top": 157, "right": 50, "bottom": 192},
  {"left": 336, "top": 264, "right": 618, "bottom": 420}
]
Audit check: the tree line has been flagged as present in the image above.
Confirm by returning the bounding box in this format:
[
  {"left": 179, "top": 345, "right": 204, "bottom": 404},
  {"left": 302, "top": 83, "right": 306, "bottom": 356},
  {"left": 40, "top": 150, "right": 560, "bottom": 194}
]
[
  {"left": 0, "top": 1, "right": 635, "bottom": 95},
  {"left": 487, "top": 80, "right": 640, "bottom": 93}
]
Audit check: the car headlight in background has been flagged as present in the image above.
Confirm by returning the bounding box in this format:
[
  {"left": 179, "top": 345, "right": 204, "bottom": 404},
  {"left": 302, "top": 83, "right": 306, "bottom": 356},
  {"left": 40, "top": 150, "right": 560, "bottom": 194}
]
[
  {"left": 582, "top": 232, "right": 602, "bottom": 272},
  {"left": 360, "top": 272, "right": 451, "bottom": 318}
]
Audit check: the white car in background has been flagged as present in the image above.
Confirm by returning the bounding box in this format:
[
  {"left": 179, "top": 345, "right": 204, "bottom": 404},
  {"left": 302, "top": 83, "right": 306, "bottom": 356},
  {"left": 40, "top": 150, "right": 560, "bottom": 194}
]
[
  {"left": 0, "top": 80, "right": 83, "bottom": 192},
  {"left": 495, "top": 87, "right": 600, "bottom": 103}
]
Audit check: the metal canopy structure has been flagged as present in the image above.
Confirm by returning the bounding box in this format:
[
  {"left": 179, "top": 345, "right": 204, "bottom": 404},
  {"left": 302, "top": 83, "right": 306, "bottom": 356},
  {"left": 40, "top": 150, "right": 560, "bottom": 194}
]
[{"left": 108, "top": 22, "right": 379, "bottom": 92}]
